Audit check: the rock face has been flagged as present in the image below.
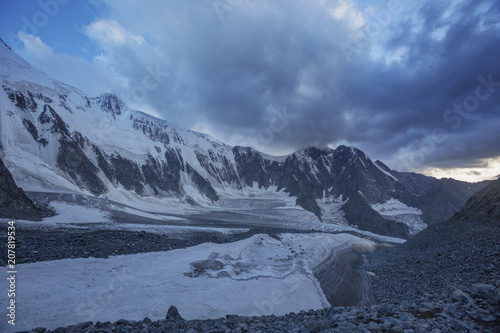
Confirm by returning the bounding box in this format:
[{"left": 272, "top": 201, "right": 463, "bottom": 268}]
[
  {"left": 0, "top": 37, "right": 489, "bottom": 237},
  {"left": 365, "top": 178, "right": 500, "bottom": 303},
  {"left": 495, "top": 280, "right": 500, "bottom": 307},
  {"left": 0, "top": 157, "right": 41, "bottom": 220},
  {"left": 451, "top": 177, "right": 500, "bottom": 223}
]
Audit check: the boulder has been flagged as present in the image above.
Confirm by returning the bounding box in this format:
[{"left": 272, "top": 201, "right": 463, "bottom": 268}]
[
  {"left": 166, "top": 305, "right": 184, "bottom": 321},
  {"left": 450, "top": 290, "right": 470, "bottom": 303},
  {"left": 470, "top": 283, "right": 495, "bottom": 300}
]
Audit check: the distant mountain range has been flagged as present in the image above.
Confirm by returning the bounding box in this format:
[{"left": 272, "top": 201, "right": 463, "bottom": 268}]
[
  {"left": 365, "top": 176, "right": 500, "bottom": 304},
  {"left": 0, "top": 38, "right": 490, "bottom": 238}
]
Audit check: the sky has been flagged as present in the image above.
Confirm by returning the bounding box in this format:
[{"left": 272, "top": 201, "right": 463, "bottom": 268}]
[{"left": 0, "top": 0, "right": 499, "bottom": 182}]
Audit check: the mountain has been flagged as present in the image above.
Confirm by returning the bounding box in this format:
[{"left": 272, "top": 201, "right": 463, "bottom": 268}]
[
  {"left": 0, "top": 156, "right": 42, "bottom": 220},
  {"left": 366, "top": 178, "right": 500, "bottom": 303},
  {"left": 0, "top": 38, "right": 489, "bottom": 238},
  {"left": 451, "top": 177, "right": 500, "bottom": 223}
]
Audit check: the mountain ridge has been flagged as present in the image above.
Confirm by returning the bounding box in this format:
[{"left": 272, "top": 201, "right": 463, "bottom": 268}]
[
  {"left": 365, "top": 178, "right": 500, "bottom": 304},
  {"left": 0, "top": 38, "right": 490, "bottom": 237}
]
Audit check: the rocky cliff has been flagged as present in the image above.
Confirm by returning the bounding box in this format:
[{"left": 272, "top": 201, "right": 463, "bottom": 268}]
[{"left": 0, "top": 156, "right": 42, "bottom": 220}]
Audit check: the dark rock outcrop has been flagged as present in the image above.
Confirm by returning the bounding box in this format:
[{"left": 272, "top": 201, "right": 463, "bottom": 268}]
[
  {"left": 57, "top": 137, "right": 108, "bottom": 196},
  {"left": 0, "top": 157, "right": 42, "bottom": 220},
  {"left": 233, "top": 146, "right": 281, "bottom": 188},
  {"left": 166, "top": 306, "right": 183, "bottom": 321}
]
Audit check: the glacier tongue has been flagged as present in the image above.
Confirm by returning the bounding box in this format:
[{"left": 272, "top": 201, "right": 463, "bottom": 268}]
[{"left": 1, "top": 232, "right": 379, "bottom": 331}]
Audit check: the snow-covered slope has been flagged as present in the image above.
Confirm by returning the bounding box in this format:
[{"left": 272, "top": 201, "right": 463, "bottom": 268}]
[
  {"left": 0, "top": 38, "right": 489, "bottom": 238},
  {"left": 0, "top": 38, "right": 239, "bottom": 203}
]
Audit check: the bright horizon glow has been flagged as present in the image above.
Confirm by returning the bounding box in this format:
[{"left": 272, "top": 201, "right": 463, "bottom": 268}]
[{"left": 419, "top": 157, "right": 500, "bottom": 183}]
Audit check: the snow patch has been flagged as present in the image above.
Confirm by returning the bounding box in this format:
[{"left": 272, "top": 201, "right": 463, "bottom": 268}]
[
  {"left": 317, "top": 195, "right": 350, "bottom": 225},
  {"left": 372, "top": 198, "right": 427, "bottom": 235},
  {"left": 44, "top": 202, "right": 109, "bottom": 224},
  {"left": 373, "top": 162, "right": 399, "bottom": 182}
]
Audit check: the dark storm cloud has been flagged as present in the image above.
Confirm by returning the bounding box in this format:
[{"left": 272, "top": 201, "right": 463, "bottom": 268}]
[
  {"left": 95, "top": 0, "right": 500, "bottom": 171},
  {"left": 355, "top": 0, "right": 500, "bottom": 167}
]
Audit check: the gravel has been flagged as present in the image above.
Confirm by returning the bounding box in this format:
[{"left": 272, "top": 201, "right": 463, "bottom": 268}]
[
  {"left": 363, "top": 206, "right": 500, "bottom": 305},
  {"left": 3, "top": 221, "right": 499, "bottom": 332},
  {"left": 0, "top": 224, "right": 294, "bottom": 266},
  {"left": 22, "top": 288, "right": 500, "bottom": 332}
]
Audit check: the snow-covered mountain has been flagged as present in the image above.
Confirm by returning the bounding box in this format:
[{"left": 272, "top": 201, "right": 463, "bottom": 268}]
[{"left": 0, "top": 38, "right": 489, "bottom": 238}]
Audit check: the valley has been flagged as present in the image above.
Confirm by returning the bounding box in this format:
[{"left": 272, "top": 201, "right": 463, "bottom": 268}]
[{"left": 0, "top": 32, "right": 498, "bottom": 333}]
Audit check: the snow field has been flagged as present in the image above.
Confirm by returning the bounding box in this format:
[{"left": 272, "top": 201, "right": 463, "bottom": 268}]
[
  {"left": 371, "top": 198, "right": 427, "bottom": 235},
  {"left": 0, "top": 233, "right": 375, "bottom": 332}
]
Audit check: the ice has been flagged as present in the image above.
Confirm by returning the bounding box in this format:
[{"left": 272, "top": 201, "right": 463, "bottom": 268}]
[
  {"left": 316, "top": 194, "right": 350, "bottom": 225},
  {"left": 372, "top": 199, "right": 422, "bottom": 216},
  {"left": 0, "top": 233, "right": 376, "bottom": 332},
  {"left": 372, "top": 198, "right": 427, "bottom": 235},
  {"left": 44, "top": 201, "right": 109, "bottom": 224}
]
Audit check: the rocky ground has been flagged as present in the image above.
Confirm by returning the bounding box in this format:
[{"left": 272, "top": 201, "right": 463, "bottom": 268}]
[
  {"left": 19, "top": 285, "right": 500, "bottom": 332},
  {"left": 0, "top": 223, "right": 293, "bottom": 266},
  {"left": 3, "top": 222, "right": 499, "bottom": 333},
  {"left": 3, "top": 181, "right": 500, "bottom": 332},
  {"left": 363, "top": 179, "right": 500, "bottom": 305},
  {"left": 363, "top": 222, "right": 500, "bottom": 306}
]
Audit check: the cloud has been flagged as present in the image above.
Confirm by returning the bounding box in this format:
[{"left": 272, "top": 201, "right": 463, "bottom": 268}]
[
  {"left": 85, "top": 19, "right": 145, "bottom": 47},
  {"left": 16, "top": 32, "right": 117, "bottom": 96},
  {"left": 420, "top": 156, "right": 500, "bottom": 182},
  {"left": 8, "top": 0, "right": 500, "bottom": 180},
  {"left": 328, "top": 0, "right": 366, "bottom": 29},
  {"left": 18, "top": 33, "right": 52, "bottom": 58}
]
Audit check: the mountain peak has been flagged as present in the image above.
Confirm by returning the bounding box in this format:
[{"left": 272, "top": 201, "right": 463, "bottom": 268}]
[
  {"left": 93, "top": 93, "right": 125, "bottom": 117},
  {"left": 333, "top": 145, "right": 372, "bottom": 161},
  {"left": 292, "top": 146, "right": 333, "bottom": 161}
]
